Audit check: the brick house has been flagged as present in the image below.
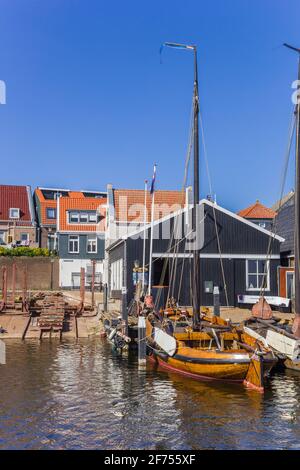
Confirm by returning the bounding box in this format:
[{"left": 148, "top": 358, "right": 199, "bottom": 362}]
[
  {"left": 57, "top": 192, "right": 107, "bottom": 288},
  {"left": 0, "top": 185, "right": 37, "bottom": 247}
]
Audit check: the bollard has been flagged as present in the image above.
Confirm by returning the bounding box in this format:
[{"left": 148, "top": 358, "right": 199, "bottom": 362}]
[
  {"left": 213, "top": 286, "right": 220, "bottom": 317},
  {"left": 103, "top": 283, "right": 108, "bottom": 312},
  {"left": 138, "top": 316, "right": 146, "bottom": 367}
]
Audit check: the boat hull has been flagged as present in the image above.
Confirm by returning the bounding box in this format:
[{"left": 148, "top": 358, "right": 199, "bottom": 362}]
[
  {"left": 152, "top": 351, "right": 250, "bottom": 382},
  {"left": 150, "top": 350, "right": 276, "bottom": 388}
]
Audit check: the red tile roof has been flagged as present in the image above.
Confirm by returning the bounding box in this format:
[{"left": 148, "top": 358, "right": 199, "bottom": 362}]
[
  {"left": 238, "top": 200, "right": 276, "bottom": 219},
  {"left": 59, "top": 197, "right": 107, "bottom": 232},
  {"left": 34, "top": 188, "right": 106, "bottom": 226},
  {"left": 113, "top": 189, "right": 185, "bottom": 222},
  {"left": 0, "top": 185, "right": 33, "bottom": 226}
]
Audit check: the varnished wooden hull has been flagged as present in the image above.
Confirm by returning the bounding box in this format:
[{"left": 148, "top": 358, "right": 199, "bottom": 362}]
[
  {"left": 146, "top": 318, "right": 277, "bottom": 390},
  {"left": 152, "top": 350, "right": 250, "bottom": 382},
  {"left": 150, "top": 348, "right": 276, "bottom": 390}
]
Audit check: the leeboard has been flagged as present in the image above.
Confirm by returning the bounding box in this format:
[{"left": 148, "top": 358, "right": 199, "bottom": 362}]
[
  {"left": 153, "top": 328, "right": 177, "bottom": 357},
  {"left": 237, "top": 295, "right": 290, "bottom": 307},
  {"left": 266, "top": 329, "right": 300, "bottom": 361}
]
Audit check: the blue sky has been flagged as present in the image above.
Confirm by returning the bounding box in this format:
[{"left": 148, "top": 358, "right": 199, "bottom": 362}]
[{"left": 0, "top": 0, "right": 299, "bottom": 212}]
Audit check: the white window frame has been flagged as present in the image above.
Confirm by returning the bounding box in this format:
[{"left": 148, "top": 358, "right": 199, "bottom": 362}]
[
  {"left": 47, "top": 233, "right": 55, "bottom": 250},
  {"left": 246, "top": 259, "right": 270, "bottom": 291},
  {"left": 9, "top": 208, "right": 20, "bottom": 219},
  {"left": 88, "top": 213, "right": 97, "bottom": 223},
  {"left": 87, "top": 236, "right": 97, "bottom": 253},
  {"left": 80, "top": 213, "right": 88, "bottom": 223},
  {"left": 69, "top": 212, "right": 79, "bottom": 223},
  {"left": 68, "top": 211, "right": 97, "bottom": 224},
  {"left": 0, "top": 231, "right": 5, "bottom": 244},
  {"left": 68, "top": 235, "right": 79, "bottom": 253}
]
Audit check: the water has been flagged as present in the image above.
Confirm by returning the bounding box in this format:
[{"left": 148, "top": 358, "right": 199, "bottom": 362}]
[{"left": 0, "top": 338, "right": 300, "bottom": 450}]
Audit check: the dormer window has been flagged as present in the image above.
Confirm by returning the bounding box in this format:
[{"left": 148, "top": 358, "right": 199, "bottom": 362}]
[
  {"left": 47, "top": 208, "right": 56, "bottom": 219},
  {"left": 9, "top": 208, "right": 20, "bottom": 219}
]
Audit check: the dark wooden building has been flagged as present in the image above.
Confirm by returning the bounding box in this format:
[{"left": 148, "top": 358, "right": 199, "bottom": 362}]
[
  {"left": 275, "top": 192, "right": 295, "bottom": 300},
  {"left": 107, "top": 199, "right": 284, "bottom": 308}
]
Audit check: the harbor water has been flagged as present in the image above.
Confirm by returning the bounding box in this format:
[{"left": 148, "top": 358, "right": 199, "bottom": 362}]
[{"left": 0, "top": 338, "right": 300, "bottom": 450}]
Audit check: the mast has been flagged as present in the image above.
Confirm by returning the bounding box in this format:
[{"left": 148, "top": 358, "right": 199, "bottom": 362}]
[
  {"left": 162, "top": 42, "right": 201, "bottom": 328},
  {"left": 284, "top": 43, "right": 300, "bottom": 338},
  {"left": 147, "top": 164, "right": 157, "bottom": 296},
  {"left": 192, "top": 47, "right": 201, "bottom": 328},
  {"left": 142, "top": 179, "right": 148, "bottom": 293}
]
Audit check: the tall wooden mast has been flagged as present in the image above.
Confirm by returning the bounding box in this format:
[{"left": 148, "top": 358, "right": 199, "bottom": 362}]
[
  {"left": 163, "top": 43, "right": 201, "bottom": 328},
  {"left": 284, "top": 43, "right": 300, "bottom": 337},
  {"left": 192, "top": 47, "right": 201, "bottom": 328}
]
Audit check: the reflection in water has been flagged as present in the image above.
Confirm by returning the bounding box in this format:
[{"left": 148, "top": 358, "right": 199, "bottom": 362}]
[{"left": 0, "top": 339, "right": 300, "bottom": 449}]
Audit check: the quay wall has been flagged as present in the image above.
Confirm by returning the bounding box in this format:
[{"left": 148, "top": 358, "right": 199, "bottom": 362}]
[{"left": 0, "top": 257, "right": 59, "bottom": 290}]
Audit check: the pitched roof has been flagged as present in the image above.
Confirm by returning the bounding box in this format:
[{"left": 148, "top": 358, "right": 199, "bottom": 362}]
[
  {"left": 237, "top": 200, "right": 276, "bottom": 219},
  {"left": 34, "top": 188, "right": 106, "bottom": 226},
  {"left": 0, "top": 185, "right": 34, "bottom": 226},
  {"left": 107, "top": 198, "right": 284, "bottom": 250},
  {"left": 58, "top": 197, "right": 107, "bottom": 232},
  {"left": 272, "top": 190, "right": 295, "bottom": 212},
  {"left": 113, "top": 189, "right": 186, "bottom": 222}
]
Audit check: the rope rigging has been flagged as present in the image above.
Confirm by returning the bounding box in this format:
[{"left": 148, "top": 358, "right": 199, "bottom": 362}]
[{"left": 259, "top": 109, "right": 296, "bottom": 298}]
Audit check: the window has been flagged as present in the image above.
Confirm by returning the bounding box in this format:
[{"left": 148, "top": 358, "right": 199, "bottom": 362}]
[
  {"left": 258, "top": 222, "right": 266, "bottom": 228},
  {"left": 87, "top": 236, "right": 97, "bottom": 253},
  {"left": 80, "top": 213, "right": 88, "bottom": 223},
  {"left": 47, "top": 234, "right": 55, "bottom": 251},
  {"left": 68, "top": 235, "right": 79, "bottom": 253},
  {"left": 69, "top": 212, "right": 79, "bottom": 223},
  {"left": 88, "top": 213, "right": 97, "bottom": 223},
  {"left": 20, "top": 233, "right": 29, "bottom": 242},
  {"left": 68, "top": 211, "right": 97, "bottom": 224},
  {"left": 47, "top": 208, "right": 56, "bottom": 219},
  {"left": 0, "top": 231, "right": 5, "bottom": 245},
  {"left": 9, "top": 208, "right": 20, "bottom": 219},
  {"left": 246, "top": 259, "right": 270, "bottom": 291},
  {"left": 111, "top": 259, "right": 123, "bottom": 290}
]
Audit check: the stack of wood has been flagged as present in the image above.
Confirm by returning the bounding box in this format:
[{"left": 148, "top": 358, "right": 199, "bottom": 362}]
[{"left": 38, "top": 293, "right": 65, "bottom": 332}]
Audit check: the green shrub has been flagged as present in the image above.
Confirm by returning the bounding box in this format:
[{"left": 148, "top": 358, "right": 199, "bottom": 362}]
[{"left": 0, "top": 247, "right": 55, "bottom": 257}]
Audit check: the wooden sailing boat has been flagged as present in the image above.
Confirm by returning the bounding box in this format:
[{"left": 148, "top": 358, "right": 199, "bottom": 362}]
[{"left": 146, "top": 42, "right": 277, "bottom": 391}]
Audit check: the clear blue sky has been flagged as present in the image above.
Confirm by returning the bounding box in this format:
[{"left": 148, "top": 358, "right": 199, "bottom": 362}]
[{"left": 0, "top": 0, "right": 299, "bottom": 212}]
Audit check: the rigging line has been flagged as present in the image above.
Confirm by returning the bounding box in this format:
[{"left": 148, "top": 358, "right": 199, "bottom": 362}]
[
  {"left": 199, "top": 109, "right": 230, "bottom": 307},
  {"left": 259, "top": 109, "right": 296, "bottom": 298},
  {"left": 178, "top": 238, "right": 187, "bottom": 303},
  {"left": 154, "top": 93, "right": 194, "bottom": 310},
  {"left": 165, "top": 95, "right": 195, "bottom": 306},
  {"left": 171, "top": 215, "right": 185, "bottom": 299}
]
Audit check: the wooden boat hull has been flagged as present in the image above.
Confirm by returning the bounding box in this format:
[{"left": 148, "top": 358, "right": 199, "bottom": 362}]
[
  {"left": 152, "top": 351, "right": 249, "bottom": 382},
  {"left": 146, "top": 318, "right": 277, "bottom": 390},
  {"left": 150, "top": 349, "right": 276, "bottom": 391}
]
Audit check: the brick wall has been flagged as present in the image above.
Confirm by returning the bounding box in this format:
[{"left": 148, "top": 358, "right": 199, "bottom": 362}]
[{"left": 0, "top": 257, "right": 59, "bottom": 290}]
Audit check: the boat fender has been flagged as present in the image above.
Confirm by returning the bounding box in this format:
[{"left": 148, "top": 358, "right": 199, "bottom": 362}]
[{"left": 108, "top": 328, "right": 117, "bottom": 340}]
